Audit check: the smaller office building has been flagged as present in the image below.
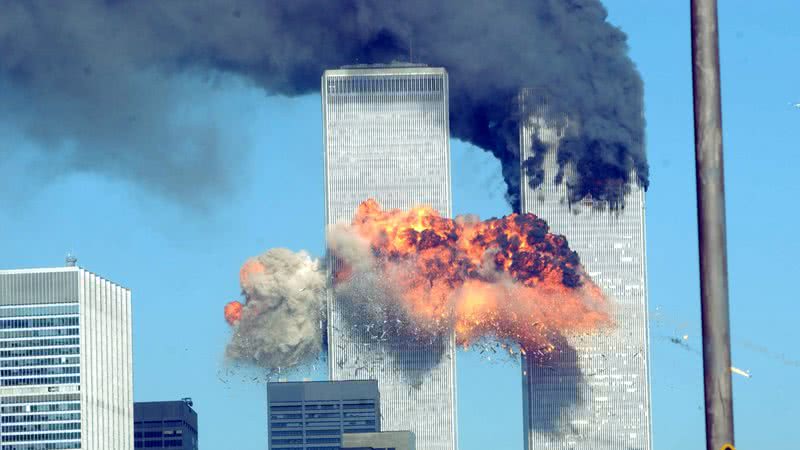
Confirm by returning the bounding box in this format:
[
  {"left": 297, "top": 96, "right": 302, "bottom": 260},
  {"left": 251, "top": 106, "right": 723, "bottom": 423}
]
[
  {"left": 342, "top": 431, "right": 415, "bottom": 450},
  {"left": 134, "top": 398, "right": 198, "bottom": 449},
  {"left": 268, "top": 380, "right": 380, "bottom": 449}
]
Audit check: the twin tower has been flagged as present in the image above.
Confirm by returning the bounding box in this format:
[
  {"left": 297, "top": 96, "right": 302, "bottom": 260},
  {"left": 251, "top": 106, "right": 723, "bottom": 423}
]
[{"left": 321, "top": 64, "right": 652, "bottom": 450}]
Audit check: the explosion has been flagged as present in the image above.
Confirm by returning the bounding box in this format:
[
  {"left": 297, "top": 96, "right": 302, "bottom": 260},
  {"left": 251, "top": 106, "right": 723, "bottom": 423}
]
[
  {"left": 223, "top": 200, "right": 611, "bottom": 370},
  {"left": 224, "top": 301, "right": 243, "bottom": 325},
  {"left": 329, "top": 199, "right": 611, "bottom": 359}
]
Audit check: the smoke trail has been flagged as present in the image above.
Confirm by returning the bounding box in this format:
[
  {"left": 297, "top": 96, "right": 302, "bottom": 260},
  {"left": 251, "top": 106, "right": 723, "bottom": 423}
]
[
  {"left": 1, "top": 0, "right": 645, "bottom": 209},
  {"left": 224, "top": 249, "right": 326, "bottom": 370}
]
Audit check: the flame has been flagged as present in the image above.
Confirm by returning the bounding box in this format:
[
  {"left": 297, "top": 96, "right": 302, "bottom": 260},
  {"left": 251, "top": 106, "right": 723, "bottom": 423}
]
[
  {"left": 332, "top": 199, "right": 611, "bottom": 357},
  {"left": 240, "top": 259, "right": 265, "bottom": 288},
  {"left": 224, "top": 301, "right": 243, "bottom": 325}
]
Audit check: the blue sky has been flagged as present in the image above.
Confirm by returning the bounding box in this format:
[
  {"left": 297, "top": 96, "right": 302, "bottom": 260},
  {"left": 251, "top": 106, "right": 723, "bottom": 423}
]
[{"left": 1, "top": 1, "right": 798, "bottom": 449}]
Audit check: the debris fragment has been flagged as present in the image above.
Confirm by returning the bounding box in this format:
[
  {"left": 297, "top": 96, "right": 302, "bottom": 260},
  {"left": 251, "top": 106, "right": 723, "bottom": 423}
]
[{"left": 730, "top": 367, "right": 751, "bottom": 379}]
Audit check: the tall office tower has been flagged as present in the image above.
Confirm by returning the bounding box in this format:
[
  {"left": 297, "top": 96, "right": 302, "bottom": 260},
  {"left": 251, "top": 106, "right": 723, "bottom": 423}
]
[
  {"left": 518, "top": 94, "right": 653, "bottom": 449},
  {"left": 0, "top": 262, "right": 133, "bottom": 450},
  {"left": 267, "top": 380, "right": 380, "bottom": 450},
  {"left": 134, "top": 399, "right": 198, "bottom": 450},
  {"left": 322, "top": 64, "right": 456, "bottom": 450}
]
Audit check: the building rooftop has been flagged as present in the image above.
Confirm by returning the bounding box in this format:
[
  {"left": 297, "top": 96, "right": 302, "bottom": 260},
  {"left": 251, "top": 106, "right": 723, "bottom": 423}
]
[
  {"left": 340, "top": 62, "right": 428, "bottom": 69},
  {"left": 324, "top": 64, "right": 445, "bottom": 76},
  {"left": 0, "top": 265, "right": 131, "bottom": 291}
]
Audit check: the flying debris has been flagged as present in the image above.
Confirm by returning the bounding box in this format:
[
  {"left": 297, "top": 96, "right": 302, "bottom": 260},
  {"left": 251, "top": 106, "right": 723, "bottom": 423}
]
[{"left": 730, "top": 366, "right": 752, "bottom": 379}]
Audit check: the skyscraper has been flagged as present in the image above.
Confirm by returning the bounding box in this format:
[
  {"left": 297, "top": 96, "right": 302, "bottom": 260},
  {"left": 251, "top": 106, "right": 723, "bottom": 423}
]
[
  {"left": 321, "top": 64, "right": 456, "bottom": 450},
  {"left": 0, "top": 263, "right": 133, "bottom": 450},
  {"left": 134, "top": 399, "right": 198, "bottom": 450},
  {"left": 519, "top": 96, "right": 653, "bottom": 449},
  {"left": 267, "top": 380, "right": 380, "bottom": 449}
]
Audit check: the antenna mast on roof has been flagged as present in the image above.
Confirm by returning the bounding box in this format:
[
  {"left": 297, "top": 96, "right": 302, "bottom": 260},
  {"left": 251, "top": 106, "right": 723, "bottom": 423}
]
[{"left": 65, "top": 253, "right": 77, "bottom": 267}]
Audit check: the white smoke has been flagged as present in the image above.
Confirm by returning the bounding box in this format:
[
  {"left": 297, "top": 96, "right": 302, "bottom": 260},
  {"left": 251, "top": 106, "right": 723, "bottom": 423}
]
[{"left": 225, "top": 248, "right": 326, "bottom": 370}]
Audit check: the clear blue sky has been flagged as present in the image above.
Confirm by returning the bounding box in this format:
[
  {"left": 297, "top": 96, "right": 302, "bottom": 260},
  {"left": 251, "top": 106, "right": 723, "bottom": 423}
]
[{"left": 1, "top": 1, "right": 798, "bottom": 449}]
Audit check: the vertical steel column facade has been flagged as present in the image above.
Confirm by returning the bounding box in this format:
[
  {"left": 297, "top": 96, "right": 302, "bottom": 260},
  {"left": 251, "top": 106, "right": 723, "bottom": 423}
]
[
  {"left": 519, "top": 92, "right": 653, "bottom": 450},
  {"left": 0, "top": 267, "right": 133, "bottom": 450},
  {"left": 322, "top": 65, "right": 456, "bottom": 450}
]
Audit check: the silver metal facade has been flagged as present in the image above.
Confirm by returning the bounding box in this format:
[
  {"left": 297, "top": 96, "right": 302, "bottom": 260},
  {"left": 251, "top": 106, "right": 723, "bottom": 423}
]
[
  {"left": 0, "top": 267, "right": 133, "bottom": 450},
  {"left": 322, "top": 66, "right": 456, "bottom": 450},
  {"left": 519, "top": 103, "right": 653, "bottom": 449}
]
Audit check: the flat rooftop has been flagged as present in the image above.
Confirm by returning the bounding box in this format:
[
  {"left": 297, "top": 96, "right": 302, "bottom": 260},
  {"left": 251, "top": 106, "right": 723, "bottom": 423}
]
[{"left": 324, "top": 63, "right": 445, "bottom": 77}]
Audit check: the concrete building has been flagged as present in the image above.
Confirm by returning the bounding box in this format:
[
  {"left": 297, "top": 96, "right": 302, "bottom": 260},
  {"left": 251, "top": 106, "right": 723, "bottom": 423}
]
[
  {"left": 268, "top": 380, "right": 380, "bottom": 450},
  {"left": 342, "top": 431, "right": 415, "bottom": 450},
  {"left": 518, "top": 93, "right": 653, "bottom": 449},
  {"left": 0, "top": 262, "right": 133, "bottom": 449},
  {"left": 321, "top": 64, "right": 456, "bottom": 450},
  {"left": 134, "top": 399, "right": 198, "bottom": 450}
]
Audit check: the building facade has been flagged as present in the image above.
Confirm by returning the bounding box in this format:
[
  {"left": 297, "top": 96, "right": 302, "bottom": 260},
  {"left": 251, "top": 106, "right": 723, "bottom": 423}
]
[
  {"left": 268, "top": 380, "right": 380, "bottom": 450},
  {"left": 321, "top": 65, "right": 456, "bottom": 450},
  {"left": 342, "top": 431, "right": 415, "bottom": 450},
  {"left": 134, "top": 399, "right": 198, "bottom": 450},
  {"left": 518, "top": 97, "right": 653, "bottom": 449},
  {"left": 0, "top": 265, "right": 133, "bottom": 450}
]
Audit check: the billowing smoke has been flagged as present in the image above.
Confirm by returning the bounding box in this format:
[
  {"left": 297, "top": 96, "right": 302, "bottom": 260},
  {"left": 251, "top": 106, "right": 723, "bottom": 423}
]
[
  {"left": 224, "top": 249, "right": 326, "bottom": 370},
  {"left": 1, "top": 0, "right": 645, "bottom": 209}
]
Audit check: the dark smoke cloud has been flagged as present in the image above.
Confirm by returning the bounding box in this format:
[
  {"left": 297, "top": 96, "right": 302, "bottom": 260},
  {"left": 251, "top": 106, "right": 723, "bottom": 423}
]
[{"left": 1, "top": 0, "right": 645, "bottom": 209}]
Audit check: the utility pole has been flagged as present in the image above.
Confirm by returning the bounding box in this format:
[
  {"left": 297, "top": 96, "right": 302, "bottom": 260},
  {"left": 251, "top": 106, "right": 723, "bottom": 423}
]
[{"left": 690, "top": 1, "right": 735, "bottom": 450}]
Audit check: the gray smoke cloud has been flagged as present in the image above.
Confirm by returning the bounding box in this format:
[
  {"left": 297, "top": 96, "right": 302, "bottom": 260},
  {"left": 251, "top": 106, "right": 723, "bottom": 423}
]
[
  {"left": 225, "top": 248, "right": 326, "bottom": 370},
  {"left": 1, "top": 0, "right": 645, "bottom": 210}
]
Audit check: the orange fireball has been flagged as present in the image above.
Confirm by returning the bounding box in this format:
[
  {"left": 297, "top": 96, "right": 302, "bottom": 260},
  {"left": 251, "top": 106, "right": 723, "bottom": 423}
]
[
  {"left": 224, "top": 301, "right": 243, "bottom": 325},
  {"left": 240, "top": 259, "right": 265, "bottom": 288},
  {"left": 332, "top": 199, "right": 610, "bottom": 356}
]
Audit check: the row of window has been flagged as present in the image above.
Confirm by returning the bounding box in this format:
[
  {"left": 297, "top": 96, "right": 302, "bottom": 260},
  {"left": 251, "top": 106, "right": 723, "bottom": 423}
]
[
  {"left": 1, "top": 431, "right": 80, "bottom": 442},
  {"left": 0, "top": 317, "right": 79, "bottom": 330},
  {"left": 0, "top": 305, "right": 79, "bottom": 319},
  {"left": 271, "top": 428, "right": 373, "bottom": 437},
  {"left": 272, "top": 420, "right": 376, "bottom": 428},
  {"left": 270, "top": 401, "right": 375, "bottom": 412},
  {"left": 1, "top": 365, "right": 79, "bottom": 378},
  {"left": 134, "top": 419, "right": 197, "bottom": 434},
  {"left": 2, "top": 412, "right": 81, "bottom": 424},
  {"left": 272, "top": 437, "right": 340, "bottom": 445},
  {"left": 134, "top": 420, "right": 184, "bottom": 428},
  {"left": 0, "top": 327, "right": 79, "bottom": 340},
  {"left": 2, "top": 402, "right": 80, "bottom": 414},
  {"left": 0, "top": 337, "right": 80, "bottom": 349},
  {"left": 327, "top": 76, "right": 445, "bottom": 94},
  {"left": 1, "top": 442, "right": 80, "bottom": 450},
  {"left": 1, "top": 356, "right": 80, "bottom": 369},
  {"left": 133, "top": 439, "right": 183, "bottom": 448},
  {"left": 135, "top": 429, "right": 183, "bottom": 438},
  {"left": 1, "top": 393, "right": 80, "bottom": 405},
  {"left": 2, "top": 421, "right": 80, "bottom": 433},
  {"left": 0, "top": 347, "right": 79, "bottom": 358},
  {"left": 270, "top": 411, "right": 373, "bottom": 420},
  {"left": 1, "top": 376, "right": 80, "bottom": 387}
]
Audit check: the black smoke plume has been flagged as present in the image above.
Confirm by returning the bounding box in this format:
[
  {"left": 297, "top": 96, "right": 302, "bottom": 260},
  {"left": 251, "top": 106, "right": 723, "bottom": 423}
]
[{"left": 1, "top": 0, "right": 645, "bottom": 209}]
